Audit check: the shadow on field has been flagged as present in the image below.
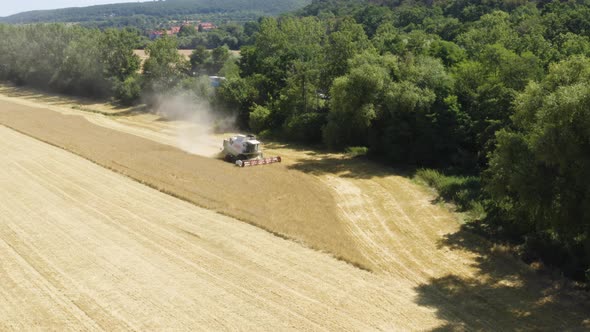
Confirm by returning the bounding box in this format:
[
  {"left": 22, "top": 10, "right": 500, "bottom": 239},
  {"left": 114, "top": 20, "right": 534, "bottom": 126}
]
[
  {"left": 269, "top": 140, "right": 590, "bottom": 330},
  {"left": 0, "top": 83, "right": 144, "bottom": 115},
  {"left": 111, "top": 105, "right": 150, "bottom": 116},
  {"left": 0, "top": 84, "right": 100, "bottom": 106},
  {"left": 289, "top": 157, "right": 406, "bottom": 179},
  {"left": 415, "top": 227, "right": 590, "bottom": 331},
  {"left": 265, "top": 141, "right": 415, "bottom": 179}
]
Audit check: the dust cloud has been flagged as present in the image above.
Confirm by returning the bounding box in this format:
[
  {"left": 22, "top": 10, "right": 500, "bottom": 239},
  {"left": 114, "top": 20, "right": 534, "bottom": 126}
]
[{"left": 151, "top": 92, "right": 235, "bottom": 157}]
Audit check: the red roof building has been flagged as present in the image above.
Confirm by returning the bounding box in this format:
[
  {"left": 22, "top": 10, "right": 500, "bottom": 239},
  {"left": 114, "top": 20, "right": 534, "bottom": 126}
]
[
  {"left": 168, "top": 26, "right": 181, "bottom": 35},
  {"left": 198, "top": 22, "right": 216, "bottom": 31},
  {"left": 149, "top": 30, "right": 165, "bottom": 39}
]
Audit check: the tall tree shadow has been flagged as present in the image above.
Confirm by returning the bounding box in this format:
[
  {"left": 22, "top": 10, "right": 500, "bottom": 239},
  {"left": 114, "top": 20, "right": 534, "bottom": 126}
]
[
  {"left": 415, "top": 227, "right": 590, "bottom": 331},
  {"left": 265, "top": 141, "right": 416, "bottom": 179},
  {"left": 265, "top": 141, "right": 590, "bottom": 330}
]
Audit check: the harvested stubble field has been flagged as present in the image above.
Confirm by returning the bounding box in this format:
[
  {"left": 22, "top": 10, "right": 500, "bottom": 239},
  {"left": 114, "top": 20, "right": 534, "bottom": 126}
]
[
  {"left": 0, "top": 126, "right": 434, "bottom": 330},
  {"left": 0, "top": 102, "right": 353, "bottom": 264},
  {"left": 0, "top": 88, "right": 589, "bottom": 330}
]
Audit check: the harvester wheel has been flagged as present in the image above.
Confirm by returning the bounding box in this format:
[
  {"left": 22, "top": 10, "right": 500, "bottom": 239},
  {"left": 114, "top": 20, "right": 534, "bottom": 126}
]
[{"left": 237, "top": 154, "right": 246, "bottom": 161}]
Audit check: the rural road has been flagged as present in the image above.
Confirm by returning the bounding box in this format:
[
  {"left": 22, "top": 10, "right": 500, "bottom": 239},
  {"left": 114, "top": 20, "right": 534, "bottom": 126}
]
[{"left": 0, "top": 90, "right": 589, "bottom": 330}]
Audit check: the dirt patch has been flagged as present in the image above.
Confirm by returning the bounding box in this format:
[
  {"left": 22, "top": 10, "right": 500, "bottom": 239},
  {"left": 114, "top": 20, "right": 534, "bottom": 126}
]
[{"left": 0, "top": 100, "right": 366, "bottom": 268}]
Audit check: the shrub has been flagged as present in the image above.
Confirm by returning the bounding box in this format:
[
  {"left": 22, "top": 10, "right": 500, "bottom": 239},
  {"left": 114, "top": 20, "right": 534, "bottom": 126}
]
[
  {"left": 345, "top": 146, "right": 369, "bottom": 157},
  {"left": 415, "top": 168, "right": 483, "bottom": 218},
  {"left": 114, "top": 74, "right": 141, "bottom": 105},
  {"left": 249, "top": 104, "right": 272, "bottom": 133},
  {"left": 282, "top": 112, "right": 327, "bottom": 143}
]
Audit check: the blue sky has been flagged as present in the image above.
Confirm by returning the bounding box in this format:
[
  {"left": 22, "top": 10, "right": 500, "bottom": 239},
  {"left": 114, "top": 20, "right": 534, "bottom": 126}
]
[{"left": 1, "top": 0, "right": 141, "bottom": 17}]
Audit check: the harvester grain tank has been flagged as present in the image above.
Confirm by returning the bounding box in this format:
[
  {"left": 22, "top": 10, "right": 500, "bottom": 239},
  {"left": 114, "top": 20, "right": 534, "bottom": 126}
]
[{"left": 222, "top": 134, "right": 281, "bottom": 167}]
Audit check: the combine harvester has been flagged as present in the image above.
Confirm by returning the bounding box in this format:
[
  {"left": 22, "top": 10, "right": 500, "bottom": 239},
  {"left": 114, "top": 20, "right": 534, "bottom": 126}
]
[{"left": 222, "top": 134, "right": 281, "bottom": 167}]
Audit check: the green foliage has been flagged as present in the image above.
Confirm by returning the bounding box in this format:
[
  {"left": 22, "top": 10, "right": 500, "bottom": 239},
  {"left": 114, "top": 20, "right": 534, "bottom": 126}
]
[
  {"left": 4, "top": 0, "right": 590, "bottom": 281},
  {"left": 188, "top": 43, "right": 233, "bottom": 74},
  {"left": 100, "top": 28, "right": 142, "bottom": 81},
  {"left": 178, "top": 24, "right": 197, "bottom": 38},
  {"left": 142, "top": 36, "right": 189, "bottom": 99},
  {"left": 556, "top": 32, "right": 590, "bottom": 59},
  {"left": 283, "top": 112, "right": 327, "bottom": 143},
  {"left": 324, "top": 51, "right": 462, "bottom": 165},
  {"left": 415, "top": 169, "right": 484, "bottom": 219},
  {"left": 344, "top": 146, "right": 369, "bottom": 157},
  {"left": 451, "top": 43, "right": 544, "bottom": 165},
  {"left": 219, "top": 56, "right": 240, "bottom": 79},
  {"left": 114, "top": 74, "right": 142, "bottom": 105},
  {"left": 216, "top": 76, "right": 261, "bottom": 126},
  {"left": 428, "top": 40, "right": 466, "bottom": 67},
  {"left": 210, "top": 45, "right": 231, "bottom": 74},
  {"left": 0, "top": 0, "right": 311, "bottom": 25},
  {"left": 323, "top": 52, "right": 388, "bottom": 148},
  {"left": 249, "top": 104, "right": 272, "bottom": 133},
  {"left": 354, "top": 5, "right": 394, "bottom": 37},
  {"left": 297, "top": 0, "right": 365, "bottom": 17},
  {"left": 235, "top": 16, "right": 333, "bottom": 140},
  {"left": 323, "top": 17, "right": 374, "bottom": 89},
  {"left": 486, "top": 56, "right": 590, "bottom": 280},
  {"left": 457, "top": 11, "right": 519, "bottom": 56},
  {"left": 189, "top": 46, "right": 209, "bottom": 74},
  {"left": 53, "top": 28, "right": 109, "bottom": 97},
  {"left": 0, "top": 24, "right": 141, "bottom": 102}
]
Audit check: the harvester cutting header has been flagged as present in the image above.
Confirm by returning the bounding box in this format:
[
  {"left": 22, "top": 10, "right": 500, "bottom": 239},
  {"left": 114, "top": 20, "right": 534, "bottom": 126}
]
[{"left": 222, "top": 134, "right": 281, "bottom": 167}]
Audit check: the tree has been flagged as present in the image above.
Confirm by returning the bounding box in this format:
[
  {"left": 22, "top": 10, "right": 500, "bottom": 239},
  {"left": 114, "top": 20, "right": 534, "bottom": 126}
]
[
  {"left": 99, "top": 28, "right": 141, "bottom": 103},
  {"left": 210, "top": 45, "right": 231, "bottom": 74},
  {"left": 236, "top": 16, "right": 327, "bottom": 138},
  {"left": 486, "top": 56, "right": 590, "bottom": 280},
  {"left": 324, "top": 51, "right": 462, "bottom": 165},
  {"left": 323, "top": 53, "right": 389, "bottom": 148},
  {"left": 375, "top": 55, "right": 462, "bottom": 165},
  {"left": 322, "top": 17, "right": 374, "bottom": 91},
  {"left": 178, "top": 24, "right": 197, "bottom": 38},
  {"left": 249, "top": 104, "right": 272, "bottom": 133},
  {"left": 55, "top": 28, "right": 109, "bottom": 97},
  {"left": 142, "top": 36, "right": 189, "bottom": 102},
  {"left": 190, "top": 45, "right": 210, "bottom": 75},
  {"left": 457, "top": 10, "right": 519, "bottom": 56},
  {"left": 452, "top": 44, "right": 543, "bottom": 164},
  {"left": 354, "top": 4, "right": 394, "bottom": 37},
  {"left": 100, "top": 28, "right": 141, "bottom": 81}
]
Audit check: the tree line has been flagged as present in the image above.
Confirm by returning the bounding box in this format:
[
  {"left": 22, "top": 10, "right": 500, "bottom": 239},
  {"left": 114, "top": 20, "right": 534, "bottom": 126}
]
[
  {"left": 220, "top": 0, "right": 590, "bottom": 282},
  {"left": 0, "top": 25, "right": 141, "bottom": 101},
  {"left": 0, "top": 24, "right": 236, "bottom": 105},
  {"left": 0, "top": 0, "right": 310, "bottom": 24},
  {"left": 0, "top": 0, "right": 589, "bottom": 282}
]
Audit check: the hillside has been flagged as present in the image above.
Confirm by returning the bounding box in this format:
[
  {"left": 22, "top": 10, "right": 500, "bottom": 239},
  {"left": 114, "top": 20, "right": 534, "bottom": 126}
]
[{"left": 0, "top": 0, "right": 311, "bottom": 24}]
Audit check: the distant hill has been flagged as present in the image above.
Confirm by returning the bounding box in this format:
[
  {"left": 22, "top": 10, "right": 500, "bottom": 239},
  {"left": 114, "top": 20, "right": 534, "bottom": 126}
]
[{"left": 0, "top": 0, "right": 311, "bottom": 24}]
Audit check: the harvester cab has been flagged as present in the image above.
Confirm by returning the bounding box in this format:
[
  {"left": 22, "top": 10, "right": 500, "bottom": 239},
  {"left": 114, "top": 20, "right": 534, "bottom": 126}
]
[{"left": 222, "top": 134, "right": 281, "bottom": 167}]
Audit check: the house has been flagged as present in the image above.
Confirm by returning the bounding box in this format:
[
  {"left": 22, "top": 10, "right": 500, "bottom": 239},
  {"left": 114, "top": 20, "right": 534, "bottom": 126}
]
[
  {"left": 168, "top": 26, "right": 181, "bottom": 35},
  {"left": 149, "top": 21, "right": 212, "bottom": 39},
  {"left": 148, "top": 26, "right": 182, "bottom": 39},
  {"left": 198, "top": 22, "right": 216, "bottom": 32},
  {"left": 149, "top": 30, "right": 165, "bottom": 39}
]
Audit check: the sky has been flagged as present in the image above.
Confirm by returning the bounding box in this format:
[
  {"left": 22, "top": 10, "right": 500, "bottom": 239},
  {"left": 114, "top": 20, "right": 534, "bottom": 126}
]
[{"left": 1, "top": 0, "right": 142, "bottom": 17}]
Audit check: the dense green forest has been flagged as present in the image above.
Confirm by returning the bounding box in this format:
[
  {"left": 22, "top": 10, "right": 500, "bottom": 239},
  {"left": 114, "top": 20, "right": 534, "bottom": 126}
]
[
  {"left": 0, "top": 0, "right": 310, "bottom": 50},
  {"left": 173, "top": 22, "right": 255, "bottom": 50},
  {"left": 0, "top": 0, "right": 311, "bottom": 27},
  {"left": 1, "top": 0, "right": 590, "bottom": 283}
]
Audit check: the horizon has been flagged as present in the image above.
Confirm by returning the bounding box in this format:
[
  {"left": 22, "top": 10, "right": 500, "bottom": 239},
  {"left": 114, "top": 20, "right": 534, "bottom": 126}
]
[{"left": 0, "top": 0, "right": 142, "bottom": 17}]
